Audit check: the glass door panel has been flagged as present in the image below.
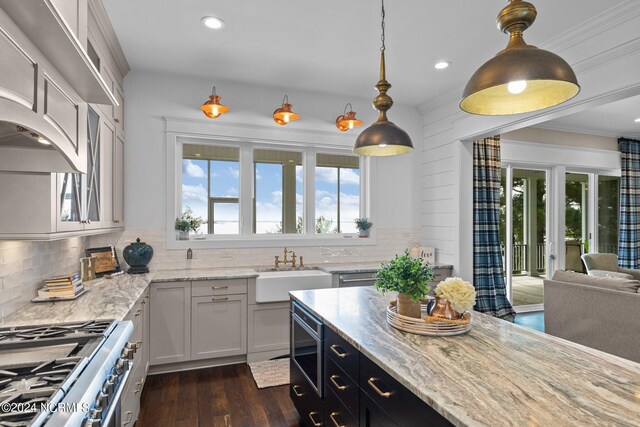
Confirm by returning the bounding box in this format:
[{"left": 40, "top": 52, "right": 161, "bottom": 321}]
[
  {"left": 59, "top": 173, "right": 82, "bottom": 226},
  {"left": 597, "top": 176, "right": 620, "bottom": 254},
  {"left": 511, "top": 169, "right": 546, "bottom": 307},
  {"left": 565, "top": 173, "right": 589, "bottom": 254},
  {"left": 85, "top": 106, "right": 101, "bottom": 226}
]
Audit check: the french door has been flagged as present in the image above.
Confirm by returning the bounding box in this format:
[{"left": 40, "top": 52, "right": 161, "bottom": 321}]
[{"left": 501, "top": 165, "right": 553, "bottom": 312}]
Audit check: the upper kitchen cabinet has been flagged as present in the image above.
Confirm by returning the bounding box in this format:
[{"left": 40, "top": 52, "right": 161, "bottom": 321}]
[{"left": 0, "top": 0, "right": 128, "bottom": 239}]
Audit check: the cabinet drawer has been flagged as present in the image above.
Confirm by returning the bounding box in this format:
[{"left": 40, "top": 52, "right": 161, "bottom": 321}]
[
  {"left": 191, "top": 294, "right": 247, "bottom": 360},
  {"left": 359, "top": 389, "right": 398, "bottom": 427},
  {"left": 192, "top": 279, "right": 247, "bottom": 297},
  {"left": 325, "top": 387, "right": 358, "bottom": 427},
  {"left": 325, "top": 327, "right": 358, "bottom": 382},
  {"left": 290, "top": 359, "right": 323, "bottom": 427},
  {"left": 360, "top": 355, "right": 453, "bottom": 427},
  {"left": 325, "top": 357, "right": 358, "bottom": 420}
]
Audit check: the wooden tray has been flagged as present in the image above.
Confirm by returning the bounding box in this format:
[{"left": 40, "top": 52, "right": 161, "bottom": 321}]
[{"left": 386, "top": 300, "right": 471, "bottom": 336}]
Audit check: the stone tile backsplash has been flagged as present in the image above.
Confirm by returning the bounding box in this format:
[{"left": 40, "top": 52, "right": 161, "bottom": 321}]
[
  {"left": 0, "top": 238, "right": 86, "bottom": 321},
  {"left": 89, "top": 228, "right": 421, "bottom": 271}
]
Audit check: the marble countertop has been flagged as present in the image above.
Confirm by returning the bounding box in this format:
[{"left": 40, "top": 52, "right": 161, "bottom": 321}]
[
  {"left": 290, "top": 287, "right": 640, "bottom": 427},
  {"left": 151, "top": 267, "right": 259, "bottom": 282},
  {"left": 2, "top": 273, "right": 152, "bottom": 328}
]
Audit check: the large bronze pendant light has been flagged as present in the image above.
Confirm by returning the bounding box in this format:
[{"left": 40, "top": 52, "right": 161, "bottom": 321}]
[
  {"left": 353, "top": 0, "right": 413, "bottom": 156},
  {"left": 460, "top": 0, "right": 579, "bottom": 115}
]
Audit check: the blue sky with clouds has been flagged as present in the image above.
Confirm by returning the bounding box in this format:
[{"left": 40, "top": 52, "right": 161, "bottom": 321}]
[{"left": 182, "top": 157, "right": 359, "bottom": 234}]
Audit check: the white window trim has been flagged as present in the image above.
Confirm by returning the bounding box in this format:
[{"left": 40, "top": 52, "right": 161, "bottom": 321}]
[{"left": 165, "top": 119, "right": 374, "bottom": 249}]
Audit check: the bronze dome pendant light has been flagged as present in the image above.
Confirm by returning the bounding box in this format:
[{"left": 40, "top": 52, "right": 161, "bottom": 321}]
[
  {"left": 460, "top": 0, "right": 580, "bottom": 115},
  {"left": 353, "top": 0, "right": 413, "bottom": 156}
]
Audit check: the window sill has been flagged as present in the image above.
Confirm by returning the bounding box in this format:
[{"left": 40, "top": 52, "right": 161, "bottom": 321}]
[{"left": 165, "top": 233, "right": 377, "bottom": 249}]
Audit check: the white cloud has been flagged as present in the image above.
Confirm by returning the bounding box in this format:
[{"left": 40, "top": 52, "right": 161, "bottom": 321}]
[
  {"left": 182, "top": 183, "right": 208, "bottom": 203},
  {"left": 183, "top": 160, "right": 205, "bottom": 178},
  {"left": 340, "top": 168, "right": 360, "bottom": 185},
  {"left": 227, "top": 166, "right": 239, "bottom": 178},
  {"left": 315, "top": 167, "right": 360, "bottom": 185}
]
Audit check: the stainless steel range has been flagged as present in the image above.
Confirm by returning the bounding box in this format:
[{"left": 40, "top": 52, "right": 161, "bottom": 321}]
[{"left": 0, "top": 320, "right": 136, "bottom": 427}]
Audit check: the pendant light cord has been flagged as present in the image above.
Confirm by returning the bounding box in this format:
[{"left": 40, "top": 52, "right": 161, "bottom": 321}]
[{"left": 380, "top": 0, "right": 386, "bottom": 52}]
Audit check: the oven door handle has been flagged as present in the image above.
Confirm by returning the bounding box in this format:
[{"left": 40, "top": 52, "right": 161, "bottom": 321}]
[{"left": 99, "top": 364, "right": 132, "bottom": 426}]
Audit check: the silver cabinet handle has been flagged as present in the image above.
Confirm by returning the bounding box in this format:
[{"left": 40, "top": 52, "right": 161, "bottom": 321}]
[
  {"left": 211, "top": 296, "right": 228, "bottom": 301},
  {"left": 211, "top": 285, "right": 228, "bottom": 290},
  {"left": 368, "top": 377, "right": 392, "bottom": 398},
  {"left": 134, "top": 309, "right": 142, "bottom": 317},
  {"left": 330, "top": 344, "right": 347, "bottom": 358},
  {"left": 330, "top": 412, "right": 346, "bottom": 427},
  {"left": 330, "top": 375, "right": 347, "bottom": 391},
  {"left": 340, "top": 277, "right": 377, "bottom": 283},
  {"left": 308, "top": 412, "right": 322, "bottom": 427},
  {"left": 292, "top": 385, "right": 304, "bottom": 397}
]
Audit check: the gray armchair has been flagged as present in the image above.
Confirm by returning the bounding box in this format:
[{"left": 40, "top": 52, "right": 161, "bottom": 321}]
[{"left": 581, "top": 253, "right": 640, "bottom": 280}]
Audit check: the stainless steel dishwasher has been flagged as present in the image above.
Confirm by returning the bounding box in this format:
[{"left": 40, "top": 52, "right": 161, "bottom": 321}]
[{"left": 338, "top": 271, "right": 378, "bottom": 287}]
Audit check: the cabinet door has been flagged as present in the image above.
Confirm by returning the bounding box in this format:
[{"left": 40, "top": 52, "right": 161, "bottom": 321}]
[
  {"left": 149, "top": 281, "right": 191, "bottom": 365},
  {"left": 359, "top": 391, "right": 398, "bottom": 427},
  {"left": 83, "top": 106, "right": 102, "bottom": 229},
  {"left": 113, "top": 133, "right": 124, "bottom": 226},
  {"left": 56, "top": 172, "right": 84, "bottom": 232},
  {"left": 192, "top": 295, "right": 247, "bottom": 360},
  {"left": 114, "top": 85, "right": 124, "bottom": 135},
  {"left": 100, "top": 118, "right": 115, "bottom": 227},
  {"left": 248, "top": 302, "right": 290, "bottom": 354}
]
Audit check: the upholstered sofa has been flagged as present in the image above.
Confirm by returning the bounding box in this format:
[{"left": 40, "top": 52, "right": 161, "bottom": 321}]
[
  {"left": 544, "top": 269, "right": 640, "bottom": 363},
  {"left": 581, "top": 253, "right": 640, "bottom": 280}
]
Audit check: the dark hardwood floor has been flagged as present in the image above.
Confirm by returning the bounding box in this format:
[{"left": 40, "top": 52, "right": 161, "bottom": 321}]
[{"left": 138, "top": 364, "right": 300, "bottom": 427}]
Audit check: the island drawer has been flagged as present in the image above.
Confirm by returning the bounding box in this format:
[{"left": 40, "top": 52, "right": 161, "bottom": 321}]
[
  {"left": 191, "top": 279, "right": 247, "bottom": 297},
  {"left": 325, "top": 327, "right": 359, "bottom": 381},
  {"left": 325, "top": 356, "right": 358, "bottom": 420},
  {"left": 360, "top": 355, "right": 453, "bottom": 427},
  {"left": 325, "top": 386, "right": 358, "bottom": 427},
  {"left": 290, "top": 359, "right": 323, "bottom": 427}
]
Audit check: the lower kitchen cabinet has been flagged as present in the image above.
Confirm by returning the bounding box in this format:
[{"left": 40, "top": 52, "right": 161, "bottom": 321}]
[
  {"left": 191, "top": 294, "right": 247, "bottom": 360},
  {"left": 359, "top": 391, "right": 398, "bottom": 427},
  {"left": 247, "top": 301, "right": 289, "bottom": 355},
  {"left": 149, "top": 281, "right": 191, "bottom": 365}
]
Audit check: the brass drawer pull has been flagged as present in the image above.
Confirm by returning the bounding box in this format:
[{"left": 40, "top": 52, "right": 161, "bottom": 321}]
[
  {"left": 211, "top": 296, "right": 229, "bottom": 301},
  {"left": 292, "top": 385, "right": 304, "bottom": 397},
  {"left": 211, "top": 285, "right": 228, "bottom": 290},
  {"left": 134, "top": 309, "right": 142, "bottom": 317},
  {"left": 330, "top": 412, "right": 346, "bottom": 427},
  {"left": 308, "top": 411, "right": 322, "bottom": 427},
  {"left": 330, "top": 344, "right": 347, "bottom": 358},
  {"left": 368, "top": 377, "right": 392, "bottom": 398},
  {"left": 330, "top": 375, "right": 347, "bottom": 391}
]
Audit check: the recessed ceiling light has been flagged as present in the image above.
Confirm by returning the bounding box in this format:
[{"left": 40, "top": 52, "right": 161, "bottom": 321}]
[
  {"left": 37, "top": 136, "right": 51, "bottom": 145},
  {"left": 201, "top": 16, "right": 225, "bottom": 30},
  {"left": 434, "top": 61, "right": 450, "bottom": 70},
  {"left": 635, "top": 118, "right": 640, "bottom": 123}
]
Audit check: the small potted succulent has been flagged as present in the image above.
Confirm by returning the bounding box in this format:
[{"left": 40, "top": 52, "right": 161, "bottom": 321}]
[
  {"left": 175, "top": 207, "right": 205, "bottom": 240},
  {"left": 375, "top": 250, "right": 435, "bottom": 318},
  {"left": 431, "top": 277, "right": 477, "bottom": 320},
  {"left": 354, "top": 217, "right": 373, "bottom": 238}
]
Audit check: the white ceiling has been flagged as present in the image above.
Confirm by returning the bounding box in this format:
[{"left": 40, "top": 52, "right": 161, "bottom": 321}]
[
  {"left": 103, "top": 0, "right": 613, "bottom": 107},
  {"left": 539, "top": 94, "right": 640, "bottom": 139}
]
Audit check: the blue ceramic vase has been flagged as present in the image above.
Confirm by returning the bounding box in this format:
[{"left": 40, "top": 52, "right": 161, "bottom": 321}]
[{"left": 123, "top": 238, "right": 153, "bottom": 274}]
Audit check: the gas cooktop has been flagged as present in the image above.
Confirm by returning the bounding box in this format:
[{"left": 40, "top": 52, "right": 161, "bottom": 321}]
[{"left": 0, "top": 320, "right": 133, "bottom": 427}]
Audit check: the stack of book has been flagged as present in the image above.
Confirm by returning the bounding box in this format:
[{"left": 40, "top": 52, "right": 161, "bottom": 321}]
[{"left": 37, "top": 272, "right": 85, "bottom": 300}]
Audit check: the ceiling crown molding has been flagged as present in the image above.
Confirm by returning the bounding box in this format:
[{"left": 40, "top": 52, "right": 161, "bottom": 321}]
[
  {"left": 88, "top": 0, "right": 130, "bottom": 77},
  {"left": 534, "top": 123, "right": 640, "bottom": 141}
]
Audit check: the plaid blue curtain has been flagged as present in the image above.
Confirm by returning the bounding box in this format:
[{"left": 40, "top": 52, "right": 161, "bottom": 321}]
[
  {"left": 618, "top": 138, "right": 640, "bottom": 269},
  {"left": 473, "top": 136, "right": 516, "bottom": 322}
]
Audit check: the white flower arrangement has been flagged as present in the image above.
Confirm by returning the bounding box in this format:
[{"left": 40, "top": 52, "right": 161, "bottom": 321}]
[{"left": 435, "top": 277, "right": 477, "bottom": 313}]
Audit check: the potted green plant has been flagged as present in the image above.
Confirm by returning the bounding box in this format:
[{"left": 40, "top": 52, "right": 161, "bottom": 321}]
[
  {"left": 375, "top": 250, "right": 435, "bottom": 318},
  {"left": 175, "top": 207, "right": 205, "bottom": 240},
  {"left": 354, "top": 217, "right": 373, "bottom": 238}
]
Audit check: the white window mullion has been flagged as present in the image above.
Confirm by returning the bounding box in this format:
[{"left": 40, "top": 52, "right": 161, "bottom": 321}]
[
  {"left": 589, "top": 173, "right": 598, "bottom": 253},
  {"left": 304, "top": 151, "right": 316, "bottom": 235},
  {"left": 239, "top": 146, "right": 253, "bottom": 235}
]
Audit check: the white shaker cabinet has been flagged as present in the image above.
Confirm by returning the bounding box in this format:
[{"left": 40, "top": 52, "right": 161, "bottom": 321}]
[
  {"left": 191, "top": 294, "right": 248, "bottom": 360},
  {"left": 149, "top": 281, "right": 191, "bottom": 365}
]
